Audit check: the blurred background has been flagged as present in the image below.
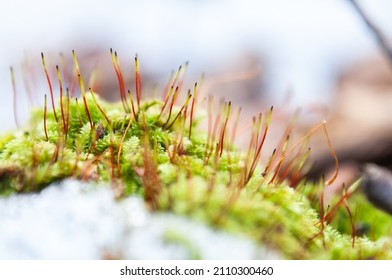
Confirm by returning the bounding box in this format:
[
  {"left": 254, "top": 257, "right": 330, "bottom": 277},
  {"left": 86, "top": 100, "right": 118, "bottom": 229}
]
[{"left": 1, "top": 0, "right": 392, "bottom": 183}]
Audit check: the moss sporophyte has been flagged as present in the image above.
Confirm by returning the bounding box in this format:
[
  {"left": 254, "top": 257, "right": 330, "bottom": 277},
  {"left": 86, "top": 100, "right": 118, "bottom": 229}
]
[{"left": 1, "top": 50, "right": 392, "bottom": 259}]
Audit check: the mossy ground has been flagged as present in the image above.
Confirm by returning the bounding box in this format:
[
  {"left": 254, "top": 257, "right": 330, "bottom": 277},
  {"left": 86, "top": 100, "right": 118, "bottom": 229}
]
[{"left": 1, "top": 55, "right": 392, "bottom": 259}]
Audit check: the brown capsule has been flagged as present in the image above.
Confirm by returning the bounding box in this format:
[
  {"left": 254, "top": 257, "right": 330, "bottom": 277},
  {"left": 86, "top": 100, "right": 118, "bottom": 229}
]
[
  {"left": 361, "top": 163, "right": 392, "bottom": 215},
  {"left": 95, "top": 122, "right": 105, "bottom": 140}
]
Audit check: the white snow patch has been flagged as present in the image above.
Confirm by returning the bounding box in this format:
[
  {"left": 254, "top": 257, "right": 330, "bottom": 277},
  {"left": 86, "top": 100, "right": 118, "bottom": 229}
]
[{"left": 0, "top": 179, "right": 279, "bottom": 259}]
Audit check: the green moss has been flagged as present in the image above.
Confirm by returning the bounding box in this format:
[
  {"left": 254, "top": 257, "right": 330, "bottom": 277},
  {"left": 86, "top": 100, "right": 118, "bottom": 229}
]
[
  {"left": 1, "top": 65, "right": 392, "bottom": 259},
  {"left": 330, "top": 192, "right": 392, "bottom": 241}
]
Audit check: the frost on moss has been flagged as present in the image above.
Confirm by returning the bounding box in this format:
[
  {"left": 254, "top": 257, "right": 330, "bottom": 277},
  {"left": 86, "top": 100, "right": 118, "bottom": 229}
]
[{"left": 1, "top": 61, "right": 392, "bottom": 259}]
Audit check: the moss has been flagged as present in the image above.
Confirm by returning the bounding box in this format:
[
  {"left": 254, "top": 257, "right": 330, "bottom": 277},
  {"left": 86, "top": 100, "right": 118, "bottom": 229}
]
[
  {"left": 330, "top": 192, "right": 392, "bottom": 241},
  {"left": 1, "top": 56, "right": 392, "bottom": 259}
]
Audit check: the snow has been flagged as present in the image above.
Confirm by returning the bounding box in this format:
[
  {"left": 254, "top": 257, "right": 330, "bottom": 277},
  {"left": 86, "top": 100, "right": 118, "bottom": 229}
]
[{"left": 0, "top": 179, "right": 278, "bottom": 259}]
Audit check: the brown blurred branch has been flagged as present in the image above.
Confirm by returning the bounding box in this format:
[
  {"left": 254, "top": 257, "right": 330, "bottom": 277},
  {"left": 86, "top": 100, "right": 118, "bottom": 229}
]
[{"left": 348, "top": 0, "right": 392, "bottom": 69}]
